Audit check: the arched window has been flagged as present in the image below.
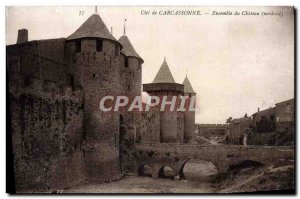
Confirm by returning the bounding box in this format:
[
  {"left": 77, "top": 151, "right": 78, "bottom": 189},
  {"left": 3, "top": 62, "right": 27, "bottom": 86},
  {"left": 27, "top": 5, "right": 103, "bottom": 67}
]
[
  {"left": 96, "top": 39, "right": 103, "bottom": 52},
  {"left": 125, "top": 57, "right": 129, "bottom": 68},
  {"left": 115, "top": 45, "right": 120, "bottom": 56},
  {"left": 75, "top": 40, "right": 81, "bottom": 53},
  {"left": 286, "top": 103, "right": 291, "bottom": 113}
]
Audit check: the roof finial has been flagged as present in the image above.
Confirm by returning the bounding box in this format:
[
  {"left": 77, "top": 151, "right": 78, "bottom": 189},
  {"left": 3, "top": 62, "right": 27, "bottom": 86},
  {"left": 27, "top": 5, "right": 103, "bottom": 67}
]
[
  {"left": 111, "top": 27, "right": 113, "bottom": 35},
  {"left": 123, "top": 19, "right": 127, "bottom": 35},
  {"left": 186, "top": 69, "right": 188, "bottom": 77},
  {"left": 95, "top": 6, "right": 98, "bottom": 14},
  {"left": 164, "top": 56, "right": 166, "bottom": 62}
]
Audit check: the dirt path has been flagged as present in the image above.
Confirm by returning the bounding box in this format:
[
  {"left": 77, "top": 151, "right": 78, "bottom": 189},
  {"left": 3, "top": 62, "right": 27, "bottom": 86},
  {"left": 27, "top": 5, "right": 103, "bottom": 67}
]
[
  {"left": 64, "top": 162, "right": 294, "bottom": 193},
  {"left": 64, "top": 175, "right": 213, "bottom": 193},
  {"left": 65, "top": 161, "right": 216, "bottom": 193}
]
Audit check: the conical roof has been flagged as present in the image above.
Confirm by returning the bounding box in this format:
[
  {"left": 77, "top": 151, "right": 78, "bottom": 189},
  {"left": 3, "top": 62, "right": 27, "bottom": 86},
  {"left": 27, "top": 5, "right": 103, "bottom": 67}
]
[
  {"left": 183, "top": 76, "right": 195, "bottom": 93},
  {"left": 67, "top": 14, "right": 117, "bottom": 41},
  {"left": 118, "top": 35, "right": 142, "bottom": 61},
  {"left": 152, "top": 60, "right": 176, "bottom": 83}
]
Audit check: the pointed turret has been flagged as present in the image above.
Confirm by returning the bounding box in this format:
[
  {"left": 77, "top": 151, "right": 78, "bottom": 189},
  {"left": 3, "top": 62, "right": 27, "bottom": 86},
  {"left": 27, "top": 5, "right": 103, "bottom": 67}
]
[
  {"left": 183, "top": 76, "right": 195, "bottom": 94},
  {"left": 118, "top": 35, "right": 143, "bottom": 61},
  {"left": 182, "top": 74, "right": 196, "bottom": 144},
  {"left": 67, "top": 13, "right": 117, "bottom": 41},
  {"left": 152, "top": 59, "right": 176, "bottom": 83},
  {"left": 143, "top": 58, "right": 184, "bottom": 143},
  {"left": 118, "top": 19, "right": 143, "bottom": 62}
]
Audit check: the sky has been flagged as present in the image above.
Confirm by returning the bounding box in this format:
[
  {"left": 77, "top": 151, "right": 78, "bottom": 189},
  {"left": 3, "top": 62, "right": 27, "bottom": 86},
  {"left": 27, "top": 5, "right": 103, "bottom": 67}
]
[{"left": 6, "top": 6, "right": 294, "bottom": 123}]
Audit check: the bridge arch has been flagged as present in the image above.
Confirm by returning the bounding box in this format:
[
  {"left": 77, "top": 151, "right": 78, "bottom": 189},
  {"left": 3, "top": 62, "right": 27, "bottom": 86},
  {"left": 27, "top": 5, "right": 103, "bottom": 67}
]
[
  {"left": 158, "top": 165, "right": 176, "bottom": 179},
  {"left": 137, "top": 164, "right": 152, "bottom": 177},
  {"left": 179, "top": 159, "right": 218, "bottom": 179}
]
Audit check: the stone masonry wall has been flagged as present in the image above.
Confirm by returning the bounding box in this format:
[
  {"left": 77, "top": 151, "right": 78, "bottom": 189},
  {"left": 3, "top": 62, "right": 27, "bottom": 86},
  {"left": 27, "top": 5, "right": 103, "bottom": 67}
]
[
  {"left": 8, "top": 73, "right": 85, "bottom": 192},
  {"left": 140, "top": 109, "right": 160, "bottom": 143},
  {"left": 66, "top": 38, "right": 123, "bottom": 183},
  {"left": 119, "top": 56, "right": 142, "bottom": 173}
]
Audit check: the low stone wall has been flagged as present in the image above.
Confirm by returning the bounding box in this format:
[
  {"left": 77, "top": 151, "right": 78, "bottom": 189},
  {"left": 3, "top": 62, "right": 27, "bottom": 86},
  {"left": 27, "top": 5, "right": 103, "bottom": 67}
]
[{"left": 195, "top": 124, "right": 228, "bottom": 139}]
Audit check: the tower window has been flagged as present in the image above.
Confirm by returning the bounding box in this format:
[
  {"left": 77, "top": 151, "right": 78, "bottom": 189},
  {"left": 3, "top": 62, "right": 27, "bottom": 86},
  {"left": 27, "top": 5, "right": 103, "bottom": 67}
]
[
  {"left": 115, "top": 45, "right": 120, "bottom": 56},
  {"left": 96, "top": 39, "right": 103, "bottom": 52},
  {"left": 286, "top": 103, "right": 291, "bottom": 113},
  {"left": 93, "top": 73, "right": 99, "bottom": 79},
  {"left": 68, "top": 74, "right": 75, "bottom": 90},
  {"left": 125, "top": 57, "right": 129, "bottom": 68},
  {"left": 75, "top": 40, "right": 81, "bottom": 53}
]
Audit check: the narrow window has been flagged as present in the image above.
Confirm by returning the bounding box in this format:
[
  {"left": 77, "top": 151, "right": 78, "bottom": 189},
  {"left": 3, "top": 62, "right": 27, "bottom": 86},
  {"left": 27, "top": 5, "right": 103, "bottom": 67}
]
[
  {"left": 75, "top": 40, "right": 81, "bottom": 53},
  {"left": 115, "top": 45, "right": 120, "bottom": 56},
  {"left": 286, "top": 103, "right": 291, "bottom": 113},
  {"left": 68, "top": 74, "right": 75, "bottom": 90},
  {"left": 96, "top": 39, "right": 103, "bottom": 52},
  {"left": 125, "top": 57, "right": 129, "bottom": 68},
  {"left": 138, "top": 60, "right": 142, "bottom": 70}
]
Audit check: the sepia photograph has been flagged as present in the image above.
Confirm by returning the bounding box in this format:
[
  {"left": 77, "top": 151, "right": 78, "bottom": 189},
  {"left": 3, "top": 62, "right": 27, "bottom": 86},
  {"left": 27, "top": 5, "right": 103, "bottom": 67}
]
[{"left": 5, "top": 5, "right": 295, "bottom": 194}]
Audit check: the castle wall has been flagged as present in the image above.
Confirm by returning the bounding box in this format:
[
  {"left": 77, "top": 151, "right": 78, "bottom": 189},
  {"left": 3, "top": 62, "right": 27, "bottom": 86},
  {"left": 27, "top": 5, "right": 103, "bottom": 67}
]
[
  {"left": 140, "top": 109, "right": 161, "bottom": 143},
  {"left": 7, "top": 42, "right": 40, "bottom": 78},
  {"left": 183, "top": 94, "right": 195, "bottom": 143},
  {"left": 8, "top": 13, "right": 148, "bottom": 191},
  {"left": 177, "top": 111, "right": 185, "bottom": 142},
  {"left": 8, "top": 73, "right": 85, "bottom": 192},
  {"left": 7, "top": 39, "right": 67, "bottom": 84},
  {"left": 7, "top": 35, "right": 144, "bottom": 189},
  {"left": 159, "top": 92, "right": 183, "bottom": 143},
  {"left": 38, "top": 39, "right": 66, "bottom": 83},
  {"left": 143, "top": 83, "right": 185, "bottom": 143}
]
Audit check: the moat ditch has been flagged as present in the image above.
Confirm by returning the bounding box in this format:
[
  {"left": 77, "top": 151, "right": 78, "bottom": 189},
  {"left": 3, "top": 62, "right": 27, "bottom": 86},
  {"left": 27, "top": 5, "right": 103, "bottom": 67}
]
[{"left": 64, "top": 159, "right": 294, "bottom": 193}]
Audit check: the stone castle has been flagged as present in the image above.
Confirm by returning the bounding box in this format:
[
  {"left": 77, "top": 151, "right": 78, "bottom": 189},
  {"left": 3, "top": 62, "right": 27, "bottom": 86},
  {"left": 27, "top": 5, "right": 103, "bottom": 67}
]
[{"left": 7, "top": 11, "right": 196, "bottom": 192}]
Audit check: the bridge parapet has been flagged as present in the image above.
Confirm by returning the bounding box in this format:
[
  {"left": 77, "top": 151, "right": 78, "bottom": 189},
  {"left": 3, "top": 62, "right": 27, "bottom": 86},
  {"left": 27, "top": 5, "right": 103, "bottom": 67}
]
[{"left": 135, "top": 143, "right": 294, "bottom": 179}]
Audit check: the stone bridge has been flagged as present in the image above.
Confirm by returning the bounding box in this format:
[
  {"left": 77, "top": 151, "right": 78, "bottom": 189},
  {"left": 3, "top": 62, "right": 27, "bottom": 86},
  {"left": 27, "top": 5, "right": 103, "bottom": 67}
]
[{"left": 135, "top": 143, "right": 294, "bottom": 179}]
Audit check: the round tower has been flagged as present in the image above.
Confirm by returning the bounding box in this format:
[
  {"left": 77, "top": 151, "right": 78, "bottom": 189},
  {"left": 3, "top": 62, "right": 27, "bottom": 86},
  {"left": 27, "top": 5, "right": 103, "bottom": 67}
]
[
  {"left": 183, "top": 75, "right": 196, "bottom": 143},
  {"left": 118, "top": 19, "right": 143, "bottom": 98},
  {"left": 117, "top": 21, "right": 144, "bottom": 172},
  {"left": 143, "top": 58, "right": 184, "bottom": 143},
  {"left": 65, "top": 12, "right": 123, "bottom": 183}
]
